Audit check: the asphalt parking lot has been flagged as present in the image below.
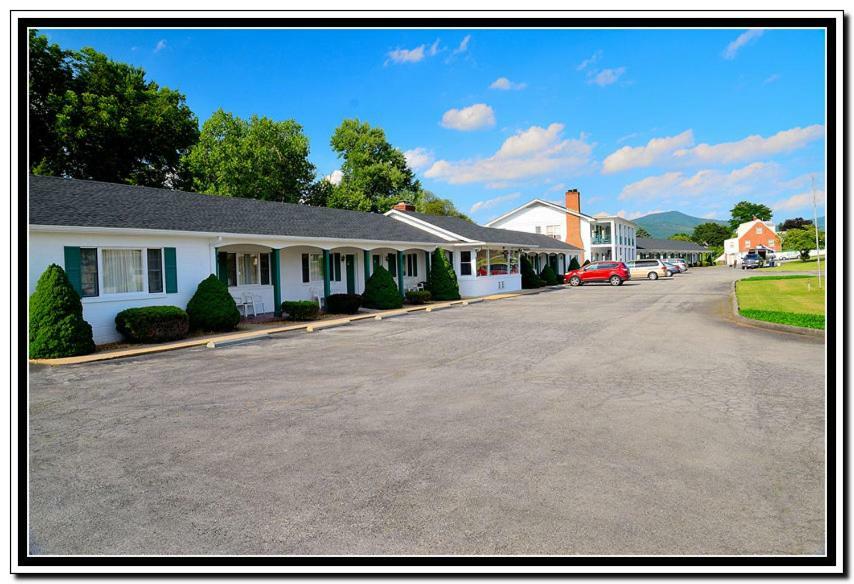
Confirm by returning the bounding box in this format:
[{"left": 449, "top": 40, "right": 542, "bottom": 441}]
[{"left": 28, "top": 267, "right": 826, "bottom": 555}]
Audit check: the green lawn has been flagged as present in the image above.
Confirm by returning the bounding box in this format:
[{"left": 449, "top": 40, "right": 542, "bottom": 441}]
[
  {"left": 757, "top": 257, "right": 827, "bottom": 273},
  {"left": 736, "top": 275, "right": 826, "bottom": 330}
]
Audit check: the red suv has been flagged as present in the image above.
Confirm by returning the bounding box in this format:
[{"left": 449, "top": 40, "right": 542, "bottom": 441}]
[{"left": 565, "top": 261, "right": 631, "bottom": 286}]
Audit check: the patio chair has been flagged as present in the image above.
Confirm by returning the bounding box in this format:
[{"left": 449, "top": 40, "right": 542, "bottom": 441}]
[{"left": 235, "top": 293, "right": 256, "bottom": 318}]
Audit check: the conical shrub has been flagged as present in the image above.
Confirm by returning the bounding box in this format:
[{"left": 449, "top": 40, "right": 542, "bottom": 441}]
[
  {"left": 521, "top": 256, "right": 545, "bottom": 289},
  {"left": 568, "top": 256, "right": 581, "bottom": 270},
  {"left": 539, "top": 264, "right": 559, "bottom": 285},
  {"left": 186, "top": 274, "right": 241, "bottom": 331},
  {"left": 29, "top": 264, "right": 95, "bottom": 358},
  {"left": 363, "top": 265, "right": 403, "bottom": 309},
  {"left": 427, "top": 248, "right": 460, "bottom": 301}
]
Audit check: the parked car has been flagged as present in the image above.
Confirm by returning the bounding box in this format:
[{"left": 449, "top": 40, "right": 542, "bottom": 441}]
[
  {"left": 741, "top": 253, "right": 764, "bottom": 269},
  {"left": 661, "top": 261, "right": 681, "bottom": 276},
  {"left": 624, "top": 259, "right": 670, "bottom": 280},
  {"left": 668, "top": 258, "right": 688, "bottom": 271},
  {"left": 565, "top": 261, "right": 631, "bottom": 286}
]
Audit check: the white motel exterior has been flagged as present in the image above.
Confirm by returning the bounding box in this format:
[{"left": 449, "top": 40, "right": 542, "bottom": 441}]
[{"left": 29, "top": 176, "right": 581, "bottom": 344}]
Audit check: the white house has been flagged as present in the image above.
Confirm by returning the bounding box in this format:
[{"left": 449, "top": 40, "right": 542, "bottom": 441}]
[
  {"left": 485, "top": 188, "right": 638, "bottom": 263},
  {"left": 29, "top": 176, "right": 581, "bottom": 344}
]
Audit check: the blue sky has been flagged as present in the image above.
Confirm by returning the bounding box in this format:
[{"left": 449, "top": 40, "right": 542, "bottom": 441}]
[{"left": 41, "top": 27, "right": 827, "bottom": 223}]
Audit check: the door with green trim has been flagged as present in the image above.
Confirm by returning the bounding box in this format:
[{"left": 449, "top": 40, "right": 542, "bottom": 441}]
[{"left": 345, "top": 254, "right": 356, "bottom": 294}]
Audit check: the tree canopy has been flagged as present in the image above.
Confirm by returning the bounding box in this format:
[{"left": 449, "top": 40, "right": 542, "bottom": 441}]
[
  {"left": 28, "top": 30, "right": 199, "bottom": 187},
  {"left": 183, "top": 109, "right": 316, "bottom": 203},
  {"left": 327, "top": 119, "right": 421, "bottom": 212},
  {"left": 729, "top": 201, "right": 773, "bottom": 230},
  {"left": 691, "top": 222, "right": 731, "bottom": 248},
  {"left": 414, "top": 190, "right": 471, "bottom": 221},
  {"left": 668, "top": 233, "right": 693, "bottom": 242},
  {"left": 778, "top": 217, "right": 814, "bottom": 231},
  {"left": 782, "top": 225, "right": 825, "bottom": 255},
  {"left": 635, "top": 226, "right": 652, "bottom": 238}
]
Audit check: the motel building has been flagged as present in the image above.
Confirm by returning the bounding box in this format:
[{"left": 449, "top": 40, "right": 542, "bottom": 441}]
[
  {"left": 636, "top": 238, "right": 710, "bottom": 265},
  {"left": 722, "top": 218, "right": 782, "bottom": 266},
  {"left": 29, "top": 176, "right": 581, "bottom": 344},
  {"left": 485, "top": 188, "right": 638, "bottom": 263}
]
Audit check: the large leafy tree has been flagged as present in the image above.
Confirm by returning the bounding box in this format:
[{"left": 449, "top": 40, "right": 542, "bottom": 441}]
[
  {"left": 328, "top": 119, "right": 421, "bottom": 212},
  {"left": 669, "top": 233, "right": 693, "bottom": 242},
  {"left": 183, "top": 109, "right": 316, "bottom": 202},
  {"left": 415, "top": 190, "right": 471, "bottom": 221},
  {"left": 729, "top": 201, "right": 773, "bottom": 230},
  {"left": 29, "top": 31, "right": 199, "bottom": 187},
  {"left": 783, "top": 226, "right": 826, "bottom": 260},
  {"left": 691, "top": 222, "right": 731, "bottom": 247},
  {"left": 778, "top": 217, "right": 814, "bottom": 231},
  {"left": 635, "top": 226, "right": 652, "bottom": 238}
]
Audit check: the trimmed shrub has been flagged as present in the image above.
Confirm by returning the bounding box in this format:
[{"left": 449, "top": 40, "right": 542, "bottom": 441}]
[
  {"left": 539, "top": 264, "right": 560, "bottom": 285},
  {"left": 363, "top": 265, "right": 404, "bottom": 309},
  {"left": 186, "top": 275, "right": 241, "bottom": 332},
  {"left": 405, "top": 289, "right": 432, "bottom": 305},
  {"left": 427, "top": 248, "right": 461, "bottom": 301},
  {"left": 282, "top": 300, "right": 320, "bottom": 320},
  {"left": 521, "top": 256, "right": 546, "bottom": 289},
  {"left": 115, "top": 306, "right": 189, "bottom": 343},
  {"left": 326, "top": 293, "right": 362, "bottom": 314},
  {"left": 568, "top": 257, "right": 581, "bottom": 271},
  {"left": 29, "top": 264, "right": 95, "bottom": 358}
]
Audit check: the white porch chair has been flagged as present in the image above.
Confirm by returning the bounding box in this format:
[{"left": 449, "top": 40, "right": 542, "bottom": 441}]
[{"left": 234, "top": 292, "right": 256, "bottom": 318}]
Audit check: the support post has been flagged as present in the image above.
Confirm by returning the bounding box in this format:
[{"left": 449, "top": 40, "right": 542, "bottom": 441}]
[
  {"left": 397, "top": 250, "right": 405, "bottom": 297},
  {"left": 323, "top": 249, "right": 331, "bottom": 300},
  {"left": 272, "top": 249, "right": 282, "bottom": 316},
  {"left": 363, "top": 249, "right": 371, "bottom": 288}
]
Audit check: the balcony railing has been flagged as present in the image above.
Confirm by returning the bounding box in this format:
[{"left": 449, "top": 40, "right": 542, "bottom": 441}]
[{"left": 591, "top": 236, "right": 612, "bottom": 245}]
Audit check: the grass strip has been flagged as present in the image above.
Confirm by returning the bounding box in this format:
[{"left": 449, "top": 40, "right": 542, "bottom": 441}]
[
  {"left": 739, "top": 275, "right": 814, "bottom": 282},
  {"left": 738, "top": 309, "right": 825, "bottom": 330}
]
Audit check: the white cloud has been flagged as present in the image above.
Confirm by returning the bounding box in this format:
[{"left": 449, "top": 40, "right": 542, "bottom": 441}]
[
  {"left": 673, "top": 125, "right": 824, "bottom": 165},
  {"left": 489, "top": 77, "right": 526, "bottom": 91},
  {"left": 404, "top": 147, "right": 434, "bottom": 170},
  {"left": 387, "top": 45, "right": 426, "bottom": 64},
  {"left": 618, "top": 162, "right": 779, "bottom": 201},
  {"left": 546, "top": 182, "right": 567, "bottom": 193},
  {"left": 589, "top": 67, "right": 626, "bottom": 86},
  {"left": 453, "top": 35, "right": 471, "bottom": 55},
  {"left": 772, "top": 190, "right": 825, "bottom": 212},
  {"left": 602, "top": 130, "right": 695, "bottom": 174},
  {"left": 154, "top": 39, "right": 167, "bottom": 53},
  {"left": 616, "top": 132, "right": 640, "bottom": 144},
  {"left": 325, "top": 169, "right": 343, "bottom": 185},
  {"left": 616, "top": 209, "right": 665, "bottom": 220},
  {"left": 440, "top": 103, "right": 496, "bottom": 131},
  {"left": 425, "top": 123, "right": 594, "bottom": 185},
  {"left": 722, "top": 29, "right": 764, "bottom": 60},
  {"left": 469, "top": 192, "right": 521, "bottom": 214},
  {"left": 764, "top": 73, "right": 781, "bottom": 85},
  {"left": 429, "top": 38, "right": 441, "bottom": 57},
  {"left": 576, "top": 50, "right": 602, "bottom": 71}
]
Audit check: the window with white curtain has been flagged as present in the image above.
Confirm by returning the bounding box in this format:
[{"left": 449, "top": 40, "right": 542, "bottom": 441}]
[
  {"left": 238, "top": 253, "right": 259, "bottom": 285},
  {"left": 102, "top": 249, "right": 144, "bottom": 294}
]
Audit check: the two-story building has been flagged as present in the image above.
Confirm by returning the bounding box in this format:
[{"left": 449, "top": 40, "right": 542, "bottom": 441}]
[{"left": 722, "top": 218, "right": 782, "bottom": 266}]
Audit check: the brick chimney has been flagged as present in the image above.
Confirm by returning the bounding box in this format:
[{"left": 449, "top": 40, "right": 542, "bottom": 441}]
[
  {"left": 392, "top": 201, "right": 416, "bottom": 212},
  {"left": 564, "top": 189, "right": 585, "bottom": 259}
]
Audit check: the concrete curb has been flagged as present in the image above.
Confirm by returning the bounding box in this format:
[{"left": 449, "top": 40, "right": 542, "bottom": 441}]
[
  {"left": 729, "top": 281, "right": 824, "bottom": 338},
  {"left": 30, "top": 287, "right": 554, "bottom": 366}
]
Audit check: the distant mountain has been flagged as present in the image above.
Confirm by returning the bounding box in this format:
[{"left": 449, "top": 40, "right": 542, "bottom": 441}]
[{"left": 633, "top": 211, "right": 729, "bottom": 239}]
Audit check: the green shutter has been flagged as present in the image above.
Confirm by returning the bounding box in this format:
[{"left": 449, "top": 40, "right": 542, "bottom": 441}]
[
  {"left": 217, "top": 252, "right": 228, "bottom": 285},
  {"left": 63, "top": 246, "right": 82, "bottom": 296},
  {"left": 164, "top": 247, "right": 177, "bottom": 293}
]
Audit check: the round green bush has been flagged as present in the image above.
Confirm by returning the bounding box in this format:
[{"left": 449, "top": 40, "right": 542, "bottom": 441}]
[
  {"left": 186, "top": 275, "right": 241, "bottom": 332},
  {"left": 115, "top": 306, "right": 189, "bottom": 343},
  {"left": 326, "top": 293, "right": 362, "bottom": 314},
  {"left": 282, "top": 300, "right": 320, "bottom": 320},
  {"left": 427, "top": 248, "right": 460, "bottom": 301},
  {"left": 405, "top": 289, "right": 432, "bottom": 305},
  {"left": 363, "top": 265, "right": 403, "bottom": 309},
  {"left": 29, "top": 264, "right": 95, "bottom": 358}
]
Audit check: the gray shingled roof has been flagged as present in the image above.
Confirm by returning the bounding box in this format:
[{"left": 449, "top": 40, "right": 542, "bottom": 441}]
[
  {"left": 636, "top": 237, "right": 709, "bottom": 252},
  {"left": 399, "top": 210, "right": 583, "bottom": 251},
  {"left": 29, "top": 176, "right": 446, "bottom": 244}
]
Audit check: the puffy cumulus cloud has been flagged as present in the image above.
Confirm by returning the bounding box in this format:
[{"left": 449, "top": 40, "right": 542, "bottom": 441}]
[
  {"left": 325, "top": 169, "right": 343, "bottom": 185},
  {"left": 618, "top": 162, "right": 779, "bottom": 201},
  {"left": 489, "top": 76, "right": 526, "bottom": 91},
  {"left": 403, "top": 147, "right": 434, "bottom": 170},
  {"left": 440, "top": 103, "right": 496, "bottom": 131},
  {"left": 772, "top": 189, "right": 825, "bottom": 212},
  {"left": 602, "top": 130, "right": 694, "bottom": 174},
  {"left": 722, "top": 29, "right": 764, "bottom": 60},
  {"left": 673, "top": 125, "right": 824, "bottom": 165},
  {"left": 589, "top": 67, "right": 626, "bottom": 86},
  {"left": 386, "top": 39, "right": 441, "bottom": 64},
  {"left": 469, "top": 192, "right": 521, "bottom": 214},
  {"left": 425, "top": 123, "right": 594, "bottom": 185}
]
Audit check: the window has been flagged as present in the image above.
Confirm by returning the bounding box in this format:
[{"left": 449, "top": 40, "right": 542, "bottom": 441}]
[
  {"left": 509, "top": 251, "right": 520, "bottom": 274},
  {"left": 260, "top": 253, "right": 271, "bottom": 285},
  {"left": 490, "top": 250, "right": 509, "bottom": 275},
  {"left": 745, "top": 240, "right": 751, "bottom": 248},
  {"left": 756, "top": 226, "right": 764, "bottom": 234},
  {"left": 302, "top": 253, "right": 324, "bottom": 282},
  {"left": 238, "top": 253, "right": 259, "bottom": 285},
  {"left": 147, "top": 249, "right": 163, "bottom": 293},
  {"left": 301, "top": 254, "right": 310, "bottom": 283},
  {"left": 80, "top": 248, "right": 99, "bottom": 297},
  {"left": 331, "top": 253, "right": 342, "bottom": 282},
  {"left": 545, "top": 225, "right": 561, "bottom": 240},
  {"left": 476, "top": 249, "right": 489, "bottom": 276},
  {"left": 768, "top": 239, "right": 776, "bottom": 247},
  {"left": 102, "top": 249, "right": 144, "bottom": 294},
  {"left": 405, "top": 253, "right": 418, "bottom": 277},
  {"left": 535, "top": 226, "right": 543, "bottom": 234},
  {"left": 460, "top": 251, "right": 473, "bottom": 276}
]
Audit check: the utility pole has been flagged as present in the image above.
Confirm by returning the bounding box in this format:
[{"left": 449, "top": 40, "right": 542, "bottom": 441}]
[{"left": 811, "top": 175, "right": 822, "bottom": 289}]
